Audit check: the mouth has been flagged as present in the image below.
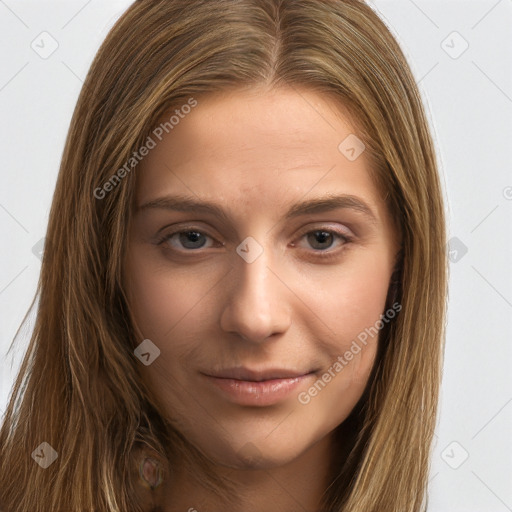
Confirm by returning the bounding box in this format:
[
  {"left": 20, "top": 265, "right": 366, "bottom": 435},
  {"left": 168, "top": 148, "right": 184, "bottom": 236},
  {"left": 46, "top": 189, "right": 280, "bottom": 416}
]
[
  {"left": 200, "top": 367, "right": 318, "bottom": 406},
  {"left": 203, "top": 367, "right": 315, "bottom": 381}
]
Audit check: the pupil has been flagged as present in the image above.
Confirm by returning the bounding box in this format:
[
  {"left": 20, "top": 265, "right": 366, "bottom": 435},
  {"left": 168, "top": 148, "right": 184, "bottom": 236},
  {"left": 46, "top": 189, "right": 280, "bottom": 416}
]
[
  {"left": 180, "top": 231, "right": 204, "bottom": 248},
  {"left": 309, "top": 231, "right": 332, "bottom": 249}
]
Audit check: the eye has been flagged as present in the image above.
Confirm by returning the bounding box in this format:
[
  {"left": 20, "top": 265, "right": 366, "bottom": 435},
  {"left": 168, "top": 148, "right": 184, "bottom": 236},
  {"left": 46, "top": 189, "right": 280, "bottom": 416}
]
[
  {"left": 293, "top": 227, "right": 353, "bottom": 258},
  {"left": 156, "top": 225, "right": 353, "bottom": 258},
  {"left": 157, "top": 228, "right": 219, "bottom": 251}
]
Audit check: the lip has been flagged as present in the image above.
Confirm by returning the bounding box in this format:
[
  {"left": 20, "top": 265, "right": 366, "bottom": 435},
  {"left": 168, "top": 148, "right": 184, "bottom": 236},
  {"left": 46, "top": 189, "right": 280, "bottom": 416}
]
[{"left": 201, "top": 367, "right": 317, "bottom": 406}]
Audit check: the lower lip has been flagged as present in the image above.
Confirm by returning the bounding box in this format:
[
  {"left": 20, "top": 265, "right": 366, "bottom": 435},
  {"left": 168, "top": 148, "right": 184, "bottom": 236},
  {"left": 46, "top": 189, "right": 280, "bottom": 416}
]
[{"left": 202, "top": 373, "right": 315, "bottom": 406}]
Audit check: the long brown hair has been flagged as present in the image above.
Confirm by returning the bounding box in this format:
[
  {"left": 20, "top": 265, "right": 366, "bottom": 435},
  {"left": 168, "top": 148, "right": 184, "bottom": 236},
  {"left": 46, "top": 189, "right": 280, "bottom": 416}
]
[{"left": 0, "top": 1, "right": 447, "bottom": 510}]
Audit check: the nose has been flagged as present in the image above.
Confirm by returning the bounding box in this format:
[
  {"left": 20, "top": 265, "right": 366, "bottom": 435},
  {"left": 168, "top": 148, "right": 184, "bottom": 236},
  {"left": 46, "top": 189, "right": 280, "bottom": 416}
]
[{"left": 219, "top": 239, "right": 291, "bottom": 343}]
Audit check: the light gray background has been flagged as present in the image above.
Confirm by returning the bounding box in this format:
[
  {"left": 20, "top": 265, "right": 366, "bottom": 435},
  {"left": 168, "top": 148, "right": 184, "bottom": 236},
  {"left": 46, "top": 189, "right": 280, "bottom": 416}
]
[{"left": 1, "top": 1, "right": 511, "bottom": 510}]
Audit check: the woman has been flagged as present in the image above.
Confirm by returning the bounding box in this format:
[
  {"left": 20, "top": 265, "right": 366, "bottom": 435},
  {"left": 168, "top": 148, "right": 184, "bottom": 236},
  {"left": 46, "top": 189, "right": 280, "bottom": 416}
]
[{"left": 0, "top": 0, "right": 448, "bottom": 511}]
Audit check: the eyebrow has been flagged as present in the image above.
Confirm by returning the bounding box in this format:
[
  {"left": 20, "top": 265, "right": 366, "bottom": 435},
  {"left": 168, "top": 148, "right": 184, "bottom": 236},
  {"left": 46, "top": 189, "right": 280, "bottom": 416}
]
[{"left": 136, "top": 193, "right": 378, "bottom": 225}]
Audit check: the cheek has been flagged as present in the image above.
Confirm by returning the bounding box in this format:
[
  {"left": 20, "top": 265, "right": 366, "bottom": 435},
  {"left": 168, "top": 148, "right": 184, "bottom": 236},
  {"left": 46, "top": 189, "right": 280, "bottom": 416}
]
[
  {"left": 313, "top": 251, "right": 392, "bottom": 339},
  {"left": 124, "top": 253, "right": 210, "bottom": 414},
  {"left": 124, "top": 254, "right": 213, "bottom": 343},
  {"left": 303, "top": 251, "right": 392, "bottom": 383},
  {"left": 295, "top": 262, "right": 388, "bottom": 425}
]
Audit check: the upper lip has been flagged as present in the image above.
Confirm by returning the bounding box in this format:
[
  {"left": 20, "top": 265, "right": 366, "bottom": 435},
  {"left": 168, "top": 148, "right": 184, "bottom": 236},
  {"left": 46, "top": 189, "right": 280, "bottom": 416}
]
[{"left": 202, "top": 367, "right": 314, "bottom": 382}]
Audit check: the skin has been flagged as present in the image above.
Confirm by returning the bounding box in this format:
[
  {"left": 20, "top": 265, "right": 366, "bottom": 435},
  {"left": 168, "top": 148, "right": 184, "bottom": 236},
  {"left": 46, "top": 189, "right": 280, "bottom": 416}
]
[{"left": 124, "top": 86, "right": 401, "bottom": 511}]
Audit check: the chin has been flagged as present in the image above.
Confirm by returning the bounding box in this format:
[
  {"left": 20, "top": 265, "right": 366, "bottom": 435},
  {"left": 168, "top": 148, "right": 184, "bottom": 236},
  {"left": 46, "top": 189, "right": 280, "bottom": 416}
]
[{"left": 191, "top": 426, "right": 321, "bottom": 471}]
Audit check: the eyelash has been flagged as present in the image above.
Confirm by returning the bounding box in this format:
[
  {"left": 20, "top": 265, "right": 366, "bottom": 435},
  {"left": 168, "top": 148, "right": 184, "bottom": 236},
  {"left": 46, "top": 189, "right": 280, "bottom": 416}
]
[{"left": 156, "top": 226, "right": 353, "bottom": 261}]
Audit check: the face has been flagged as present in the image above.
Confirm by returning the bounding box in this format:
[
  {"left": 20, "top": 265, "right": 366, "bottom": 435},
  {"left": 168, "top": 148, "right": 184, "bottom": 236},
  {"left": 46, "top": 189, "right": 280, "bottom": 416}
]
[{"left": 124, "top": 87, "right": 400, "bottom": 470}]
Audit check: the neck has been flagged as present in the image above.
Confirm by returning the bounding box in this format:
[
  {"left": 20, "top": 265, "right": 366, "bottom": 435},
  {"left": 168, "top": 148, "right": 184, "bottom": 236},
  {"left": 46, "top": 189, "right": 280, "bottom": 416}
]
[{"left": 161, "top": 432, "right": 335, "bottom": 512}]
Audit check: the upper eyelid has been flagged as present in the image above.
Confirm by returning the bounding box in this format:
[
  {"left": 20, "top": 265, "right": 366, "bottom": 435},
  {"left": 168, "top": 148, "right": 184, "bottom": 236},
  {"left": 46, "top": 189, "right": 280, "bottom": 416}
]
[
  {"left": 296, "top": 223, "right": 353, "bottom": 237},
  {"left": 160, "top": 222, "right": 353, "bottom": 237}
]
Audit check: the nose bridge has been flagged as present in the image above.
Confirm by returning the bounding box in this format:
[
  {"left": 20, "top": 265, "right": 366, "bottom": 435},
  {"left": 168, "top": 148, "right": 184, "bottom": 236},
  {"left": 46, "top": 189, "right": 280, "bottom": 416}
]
[
  {"left": 220, "top": 234, "right": 290, "bottom": 342},
  {"left": 238, "top": 236, "right": 275, "bottom": 307}
]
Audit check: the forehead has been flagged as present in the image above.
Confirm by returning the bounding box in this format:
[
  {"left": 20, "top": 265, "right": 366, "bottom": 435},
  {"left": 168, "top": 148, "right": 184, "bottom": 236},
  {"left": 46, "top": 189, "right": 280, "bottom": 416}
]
[{"left": 135, "top": 87, "right": 384, "bottom": 215}]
